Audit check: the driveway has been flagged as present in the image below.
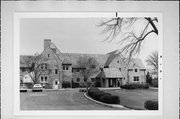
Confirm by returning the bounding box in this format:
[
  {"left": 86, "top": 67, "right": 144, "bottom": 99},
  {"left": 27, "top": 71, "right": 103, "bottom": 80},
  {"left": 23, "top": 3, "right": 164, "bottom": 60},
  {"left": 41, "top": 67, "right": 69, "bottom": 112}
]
[
  {"left": 104, "top": 89, "right": 158, "bottom": 110},
  {"left": 20, "top": 89, "right": 117, "bottom": 110}
]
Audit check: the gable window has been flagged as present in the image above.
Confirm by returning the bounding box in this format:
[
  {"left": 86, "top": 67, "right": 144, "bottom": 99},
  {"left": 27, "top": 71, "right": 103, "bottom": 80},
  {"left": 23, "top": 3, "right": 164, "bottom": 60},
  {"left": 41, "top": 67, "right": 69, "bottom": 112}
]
[
  {"left": 134, "top": 69, "right": 138, "bottom": 72},
  {"left": 47, "top": 54, "right": 50, "bottom": 58},
  {"left": 55, "top": 69, "right": 58, "bottom": 74},
  {"left": 133, "top": 76, "right": 139, "bottom": 81}
]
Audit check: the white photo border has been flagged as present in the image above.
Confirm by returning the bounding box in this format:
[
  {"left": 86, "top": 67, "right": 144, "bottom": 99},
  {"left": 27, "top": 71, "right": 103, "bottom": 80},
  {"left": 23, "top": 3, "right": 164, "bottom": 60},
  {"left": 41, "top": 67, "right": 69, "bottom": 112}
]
[{"left": 14, "top": 12, "right": 163, "bottom": 116}]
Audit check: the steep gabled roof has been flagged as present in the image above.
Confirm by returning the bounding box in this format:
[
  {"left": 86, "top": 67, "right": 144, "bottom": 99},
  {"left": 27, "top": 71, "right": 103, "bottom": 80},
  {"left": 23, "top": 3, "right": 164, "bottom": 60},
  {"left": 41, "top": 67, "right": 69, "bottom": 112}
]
[
  {"left": 103, "top": 68, "right": 123, "bottom": 78},
  {"left": 62, "top": 53, "right": 109, "bottom": 67},
  {"left": 104, "top": 50, "right": 124, "bottom": 67},
  {"left": 127, "top": 58, "right": 146, "bottom": 69}
]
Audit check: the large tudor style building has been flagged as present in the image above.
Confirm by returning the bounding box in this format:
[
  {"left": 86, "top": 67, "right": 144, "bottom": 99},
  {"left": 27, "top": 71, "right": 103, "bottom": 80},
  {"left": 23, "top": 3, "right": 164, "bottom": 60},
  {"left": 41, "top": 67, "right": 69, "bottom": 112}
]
[{"left": 20, "top": 39, "right": 146, "bottom": 89}]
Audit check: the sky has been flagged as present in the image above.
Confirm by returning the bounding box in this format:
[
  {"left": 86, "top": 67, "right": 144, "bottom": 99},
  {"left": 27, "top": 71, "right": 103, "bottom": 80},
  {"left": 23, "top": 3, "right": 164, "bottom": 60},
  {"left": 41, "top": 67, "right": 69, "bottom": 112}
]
[{"left": 20, "top": 18, "right": 158, "bottom": 67}]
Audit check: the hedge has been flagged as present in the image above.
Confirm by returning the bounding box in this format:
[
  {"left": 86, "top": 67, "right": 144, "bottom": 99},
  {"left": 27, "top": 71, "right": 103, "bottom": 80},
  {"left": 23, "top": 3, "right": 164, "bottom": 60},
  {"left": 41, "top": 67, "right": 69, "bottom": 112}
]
[
  {"left": 144, "top": 100, "right": 158, "bottom": 110},
  {"left": 121, "top": 83, "right": 149, "bottom": 89},
  {"left": 88, "top": 87, "right": 120, "bottom": 104},
  {"left": 62, "top": 82, "right": 71, "bottom": 88}
]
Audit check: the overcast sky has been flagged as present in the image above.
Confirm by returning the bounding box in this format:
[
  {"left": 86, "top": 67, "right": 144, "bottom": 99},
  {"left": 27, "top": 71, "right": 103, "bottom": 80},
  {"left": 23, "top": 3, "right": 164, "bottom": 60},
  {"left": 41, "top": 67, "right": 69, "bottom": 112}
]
[{"left": 20, "top": 18, "right": 158, "bottom": 67}]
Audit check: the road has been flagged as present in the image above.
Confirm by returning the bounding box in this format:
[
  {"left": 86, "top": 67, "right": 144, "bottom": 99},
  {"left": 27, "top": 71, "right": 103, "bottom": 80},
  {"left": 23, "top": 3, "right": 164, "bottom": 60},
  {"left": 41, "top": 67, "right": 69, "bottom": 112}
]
[{"left": 20, "top": 89, "right": 117, "bottom": 110}]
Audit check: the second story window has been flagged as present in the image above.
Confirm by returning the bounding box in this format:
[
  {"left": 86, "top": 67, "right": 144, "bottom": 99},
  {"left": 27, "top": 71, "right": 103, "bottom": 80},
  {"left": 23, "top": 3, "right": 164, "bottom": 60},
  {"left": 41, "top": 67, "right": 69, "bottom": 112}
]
[{"left": 63, "top": 65, "right": 69, "bottom": 70}]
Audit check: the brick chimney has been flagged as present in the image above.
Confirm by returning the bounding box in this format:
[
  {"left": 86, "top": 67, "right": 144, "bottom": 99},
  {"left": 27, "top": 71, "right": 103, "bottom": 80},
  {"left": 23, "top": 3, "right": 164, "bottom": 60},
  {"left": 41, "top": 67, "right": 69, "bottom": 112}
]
[{"left": 44, "top": 39, "right": 51, "bottom": 50}]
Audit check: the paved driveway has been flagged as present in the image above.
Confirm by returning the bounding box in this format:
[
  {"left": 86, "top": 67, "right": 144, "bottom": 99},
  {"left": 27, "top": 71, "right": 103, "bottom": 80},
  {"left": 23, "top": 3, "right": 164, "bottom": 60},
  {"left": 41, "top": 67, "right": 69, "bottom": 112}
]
[{"left": 20, "top": 89, "right": 117, "bottom": 110}]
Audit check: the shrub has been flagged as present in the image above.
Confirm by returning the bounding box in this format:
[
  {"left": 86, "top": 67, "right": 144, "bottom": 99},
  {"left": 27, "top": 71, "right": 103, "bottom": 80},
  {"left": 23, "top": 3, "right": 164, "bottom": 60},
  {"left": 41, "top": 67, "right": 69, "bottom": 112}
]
[
  {"left": 121, "top": 83, "right": 149, "bottom": 89},
  {"left": 72, "top": 82, "right": 80, "bottom": 88},
  {"left": 62, "top": 81, "right": 71, "bottom": 88},
  {"left": 152, "top": 79, "right": 158, "bottom": 87},
  {"left": 88, "top": 88, "right": 120, "bottom": 104},
  {"left": 79, "top": 82, "right": 86, "bottom": 88},
  {"left": 144, "top": 100, "right": 158, "bottom": 110}
]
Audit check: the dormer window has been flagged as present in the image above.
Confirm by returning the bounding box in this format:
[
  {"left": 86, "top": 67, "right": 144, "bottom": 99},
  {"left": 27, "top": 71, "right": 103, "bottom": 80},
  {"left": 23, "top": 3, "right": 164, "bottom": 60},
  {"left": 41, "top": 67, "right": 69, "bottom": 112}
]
[{"left": 135, "top": 69, "right": 138, "bottom": 72}]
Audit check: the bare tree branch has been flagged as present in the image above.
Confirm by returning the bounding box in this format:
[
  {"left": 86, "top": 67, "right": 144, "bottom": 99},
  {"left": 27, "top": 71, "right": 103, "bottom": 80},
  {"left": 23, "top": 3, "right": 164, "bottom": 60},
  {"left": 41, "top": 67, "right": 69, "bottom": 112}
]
[{"left": 99, "top": 17, "right": 158, "bottom": 64}]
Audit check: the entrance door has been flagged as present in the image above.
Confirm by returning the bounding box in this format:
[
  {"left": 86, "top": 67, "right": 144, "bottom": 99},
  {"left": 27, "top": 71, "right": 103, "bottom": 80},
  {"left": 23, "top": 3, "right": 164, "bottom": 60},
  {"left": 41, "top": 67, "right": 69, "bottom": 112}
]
[{"left": 53, "top": 79, "right": 59, "bottom": 89}]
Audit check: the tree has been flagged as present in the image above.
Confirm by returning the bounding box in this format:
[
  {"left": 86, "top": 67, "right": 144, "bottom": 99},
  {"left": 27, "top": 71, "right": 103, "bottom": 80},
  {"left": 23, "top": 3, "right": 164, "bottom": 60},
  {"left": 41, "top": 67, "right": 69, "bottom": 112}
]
[
  {"left": 146, "top": 71, "right": 152, "bottom": 85},
  {"left": 146, "top": 51, "right": 158, "bottom": 74},
  {"left": 23, "top": 54, "right": 51, "bottom": 84},
  {"left": 99, "top": 17, "right": 158, "bottom": 62},
  {"left": 76, "top": 56, "right": 99, "bottom": 91}
]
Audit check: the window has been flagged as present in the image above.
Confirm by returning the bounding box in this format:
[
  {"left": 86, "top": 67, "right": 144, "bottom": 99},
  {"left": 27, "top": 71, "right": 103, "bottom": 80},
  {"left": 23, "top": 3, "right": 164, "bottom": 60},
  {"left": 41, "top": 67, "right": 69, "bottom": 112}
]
[
  {"left": 63, "top": 65, "right": 69, "bottom": 70},
  {"left": 135, "top": 69, "right": 138, "bottom": 72},
  {"left": 66, "top": 66, "right": 68, "bottom": 70},
  {"left": 77, "top": 69, "right": 80, "bottom": 72},
  {"left": 119, "top": 68, "right": 121, "bottom": 71},
  {"left": 45, "top": 76, "right": 47, "bottom": 82},
  {"left": 77, "top": 78, "right": 80, "bottom": 82},
  {"left": 41, "top": 65, "right": 44, "bottom": 69},
  {"left": 47, "top": 54, "right": 50, "bottom": 58},
  {"left": 133, "top": 76, "right": 139, "bottom": 81},
  {"left": 63, "top": 65, "right": 65, "bottom": 70},
  {"left": 41, "top": 77, "right": 43, "bottom": 82},
  {"left": 55, "top": 69, "right": 58, "bottom": 74},
  {"left": 117, "top": 60, "right": 119, "bottom": 63},
  {"left": 55, "top": 81, "right": 58, "bottom": 85},
  {"left": 44, "top": 64, "right": 47, "bottom": 69}
]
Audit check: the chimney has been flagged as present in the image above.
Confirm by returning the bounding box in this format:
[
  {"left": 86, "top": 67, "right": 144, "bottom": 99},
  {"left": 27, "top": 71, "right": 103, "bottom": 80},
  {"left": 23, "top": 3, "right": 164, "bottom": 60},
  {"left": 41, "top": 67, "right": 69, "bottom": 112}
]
[{"left": 44, "top": 39, "right": 51, "bottom": 50}]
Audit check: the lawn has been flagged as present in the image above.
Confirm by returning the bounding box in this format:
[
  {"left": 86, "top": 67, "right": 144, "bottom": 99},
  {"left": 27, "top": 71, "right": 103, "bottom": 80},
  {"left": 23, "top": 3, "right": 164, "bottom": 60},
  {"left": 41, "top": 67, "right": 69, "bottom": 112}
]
[{"left": 104, "top": 89, "right": 158, "bottom": 110}]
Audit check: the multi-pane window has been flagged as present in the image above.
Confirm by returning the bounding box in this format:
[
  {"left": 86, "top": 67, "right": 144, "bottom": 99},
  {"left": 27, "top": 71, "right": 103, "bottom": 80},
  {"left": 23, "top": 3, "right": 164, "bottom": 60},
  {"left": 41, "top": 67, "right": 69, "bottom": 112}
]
[
  {"left": 44, "top": 63, "right": 47, "bottom": 69},
  {"left": 45, "top": 76, "right": 47, "bottom": 82},
  {"left": 63, "top": 65, "right": 69, "bottom": 70},
  {"left": 55, "top": 69, "right": 58, "bottom": 74},
  {"left": 133, "top": 76, "right": 139, "bottom": 81},
  {"left": 41, "top": 76, "right": 43, "bottom": 82}
]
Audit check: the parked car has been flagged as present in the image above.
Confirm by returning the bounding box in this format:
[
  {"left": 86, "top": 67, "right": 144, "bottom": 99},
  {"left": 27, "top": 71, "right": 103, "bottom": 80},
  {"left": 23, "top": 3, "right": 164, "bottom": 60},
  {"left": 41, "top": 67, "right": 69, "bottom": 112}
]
[
  {"left": 20, "top": 85, "right": 27, "bottom": 92},
  {"left": 32, "top": 84, "right": 43, "bottom": 92}
]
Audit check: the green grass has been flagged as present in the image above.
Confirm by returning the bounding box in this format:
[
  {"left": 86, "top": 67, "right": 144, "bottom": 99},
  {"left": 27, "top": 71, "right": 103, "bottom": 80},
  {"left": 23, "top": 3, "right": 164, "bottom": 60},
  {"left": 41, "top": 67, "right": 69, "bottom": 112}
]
[{"left": 104, "top": 89, "right": 158, "bottom": 110}]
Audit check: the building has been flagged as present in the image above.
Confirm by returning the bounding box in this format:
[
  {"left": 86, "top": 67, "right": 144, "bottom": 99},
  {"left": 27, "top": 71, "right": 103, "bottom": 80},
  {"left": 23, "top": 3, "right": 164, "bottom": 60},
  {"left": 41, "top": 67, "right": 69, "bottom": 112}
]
[{"left": 20, "top": 39, "right": 146, "bottom": 89}]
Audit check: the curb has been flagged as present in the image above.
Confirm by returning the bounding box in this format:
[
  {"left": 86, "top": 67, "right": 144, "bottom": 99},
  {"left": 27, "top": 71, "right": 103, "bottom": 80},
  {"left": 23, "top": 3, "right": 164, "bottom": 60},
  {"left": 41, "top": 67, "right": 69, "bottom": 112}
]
[{"left": 84, "top": 93, "right": 130, "bottom": 110}]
